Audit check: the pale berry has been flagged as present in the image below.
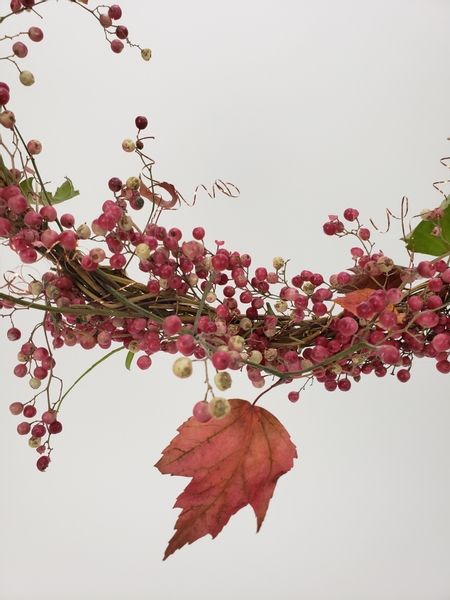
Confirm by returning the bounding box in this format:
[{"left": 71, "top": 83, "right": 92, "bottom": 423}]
[
  {"left": 99, "top": 13, "right": 113, "bottom": 27},
  {"left": 141, "top": 48, "right": 152, "bottom": 61},
  {"left": 208, "top": 397, "right": 230, "bottom": 419},
  {"left": 214, "top": 371, "right": 232, "bottom": 391},
  {"left": 122, "top": 139, "right": 135, "bottom": 152},
  {"left": 172, "top": 357, "right": 193, "bottom": 378},
  {"left": 26, "top": 139, "right": 42, "bottom": 155},
  {"left": 9, "top": 402, "right": 23, "bottom": 415},
  {"left": 17, "top": 422, "right": 31, "bottom": 435},
  {"left": 19, "top": 71, "right": 35, "bottom": 86}
]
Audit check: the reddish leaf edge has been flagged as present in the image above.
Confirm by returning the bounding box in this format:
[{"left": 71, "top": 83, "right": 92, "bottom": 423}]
[{"left": 155, "top": 399, "right": 297, "bottom": 560}]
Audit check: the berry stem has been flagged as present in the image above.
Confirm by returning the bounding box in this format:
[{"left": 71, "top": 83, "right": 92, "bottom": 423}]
[{"left": 55, "top": 346, "right": 124, "bottom": 412}]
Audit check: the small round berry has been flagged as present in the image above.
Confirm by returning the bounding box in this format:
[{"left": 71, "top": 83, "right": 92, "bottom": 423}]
[
  {"left": 0, "top": 110, "right": 16, "bottom": 129},
  {"left": 23, "top": 405, "right": 37, "bottom": 418},
  {"left": 137, "top": 355, "right": 152, "bottom": 370},
  {"left": 36, "top": 455, "right": 50, "bottom": 472},
  {"left": 122, "top": 139, "right": 135, "bottom": 152},
  {"left": 111, "top": 39, "right": 124, "bottom": 54},
  {"left": 19, "top": 71, "right": 35, "bottom": 86},
  {"left": 141, "top": 48, "right": 152, "bottom": 61},
  {"left": 12, "top": 41, "right": 28, "bottom": 58},
  {"left": 9, "top": 402, "right": 23, "bottom": 415},
  {"left": 31, "top": 424, "right": 46, "bottom": 438},
  {"left": 116, "top": 25, "right": 129, "bottom": 39},
  {"left": 29, "top": 377, "right": 41, "bottom": 390},
  {"left": 214, "top": 371, "right": 232, "bottom": 391},
  {"left": 211, "top": 350, "right": 231, "bottom": 370},
  {"left": 99, "top": 13, "right": 112, "bottom": 27},
  {"left": 48, "top": 421, "right": 63, "bottom": 434},
  {"left": 28, "top": 27, "right": 44, "bottom": 42},
  {"left": 7, "top": 327, "right": 21, "bottom": 341},
  {"left": 27, "top": 139, "right": 42, "bottom": 155},
  {"left": 162, "top": 315, "right": 183, "bottom": 336},
  {"left": 193, "top": 401, "right": 212, "bottom": 423},
  {"left": 172, "top": 357, "right": 193, "bottom": 378},
  {"left": 28, "top": 436, "right": 41, "bottom": 448},
  {"left": 108, "top": 4, "right": 122, "bottom": 19},
  {"left": 42, "top": 410, "right": 57, "bottom": 425},
  {"left": 273, "top": 256, "right": 285, "bottom": 270},
  {"left": 288, "top": 391, "right": 299, "bottom": 403},
  {"left": 17, "top": 422, "right": 31, "bottom": 435},
  {"left": 0, "top": 86, "right": 10, "bottom": 105},
  {"left": 208, "top": 397, "right": 231, "bottom": 419},
  {"left": 396, "top": 369, "right": 411, "bottom": 383}
]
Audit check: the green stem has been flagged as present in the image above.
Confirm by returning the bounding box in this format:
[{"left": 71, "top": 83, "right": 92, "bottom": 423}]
[{"left": 55, "top": 346, "right": 124, "bottom": 412}]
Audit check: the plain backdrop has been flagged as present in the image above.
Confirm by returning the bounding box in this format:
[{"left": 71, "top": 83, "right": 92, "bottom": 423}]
[{"left": 1, "top": 1, "right": 450, "bottom": 599}]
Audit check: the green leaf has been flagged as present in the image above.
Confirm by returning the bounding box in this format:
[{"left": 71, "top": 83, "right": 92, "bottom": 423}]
[
  {"left": 125, "top": 351, "right": 135, "bottom": 371},
  {"left": 52, "top": 177, "right": 79, "bottom": 203},
  {"left": 404, "top": 196, "right": 450, "bottom": 256},
  {"left": 20, "top": 177, "right": 34, "bottom": 198}
]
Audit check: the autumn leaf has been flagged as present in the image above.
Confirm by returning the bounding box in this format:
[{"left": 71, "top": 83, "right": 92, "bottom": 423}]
[
  {"left": 334, "top": 288, "right": 373, "bottom": 314},
  {"left": 155, "top": 399, "right": 297, "bottom": 560}
]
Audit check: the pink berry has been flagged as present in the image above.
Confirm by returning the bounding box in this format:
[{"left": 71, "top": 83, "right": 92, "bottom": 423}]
[
  {"left": 12, "top": 41, "right": 28, "bottom": 58},
  {"left": 137, "top": 355, "right": 152, "bottom": 370},
  {"left": 211, "top": 350, "right": 231, "bottom": 370},
  {"left": 192, "top": 227, "right": 205, "bottom": 240},
  {"left": 162, "top": 315, "right": 182, "bottom": 336},
  {"left": 343, "top": 208, "right": 359, "bottom": 221},
  {"left": 417, "top": 261, "right": 436, "bottom": 278},
  {"left": 7, "top": 327, "right": 21, "bottom": 341},
  {"left": 9, "top": 402, "right": 23, "bottom": 415},
  {"left": 31, "top": 424, "right": 46, "bottom": 438},
  {"left": 8, "top": 194, "right": 28, "bottom": 213},
  {"left": 28, "top": 27, "right": 44, "bottom": 42},
  {"left": 377, "top": 345, "right": 400, "bottom": 365},
  {"left": 193, "top": 401, "right": 212, "bottom": 423},
  {"left": 19, "top": 248, "right": 38, "bottom": 264},
  {"left": 108, "top": 4, "right": 122, "bottom": 19},
  {"left": 42, "top": 410, "right": 57, "bottom": 425},
  {"left": 99, "top": 13, "right": 112, "bottom": 27},
  {"left": 111, "top": 39, "right": 124, "bottom": 54},
  {"left": 58, "top": 230, "right": 77, "bottom": 251},
  {"left": 17, "top": 422, "right": 31, "bottom": 435},
  {"left": 60, "top": 213, "right": 75, "bottom": 228},
  {"left": 0, "top": 217, "right": 11, "bottom": 237},
  {"left": 288, "top": 391, "right": 299, "bottom": 403},
  {"left": 39, "top": 205, "right": 57, "bottom": 221}
]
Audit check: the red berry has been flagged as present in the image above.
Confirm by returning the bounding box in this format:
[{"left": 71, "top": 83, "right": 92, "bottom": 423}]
[
  {"left": 110, "top": 39, "right": 124, "bottom": 54},
  {"left": 108, "top": 4, "right": 122, "bottom": 19},
  {"left": 17, "top": 422, "right": 31, "bottom": 435},
  {"left": 31, "top": 424, "right": 46, "bottom": 438},
  {"left": 36, "top": 456, "right": 50, "bottom": 472},
  {"left": 135, "top": 115, "right": 148, "bottom": 130},
  {"left": 116, "top": 25, "right": 129, "bottom": 39},
  {"left": 12, "top": 41, "right": 28, "bottom": 58},
  {"left": 0, "top": 86, "right": 10, "bottom": 105},
  {"left": 48, "top": 421, "right": 63, "bottom": 434}
]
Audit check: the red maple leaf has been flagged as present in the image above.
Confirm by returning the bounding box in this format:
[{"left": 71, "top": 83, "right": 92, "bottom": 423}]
[{"left": 155, "top": 399, "right": 297, "bottom": 560}]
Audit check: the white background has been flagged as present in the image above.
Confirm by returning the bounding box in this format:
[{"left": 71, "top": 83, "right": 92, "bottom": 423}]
[{"left": 1, "top": 1, "right": 450, "bottom": 598}]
